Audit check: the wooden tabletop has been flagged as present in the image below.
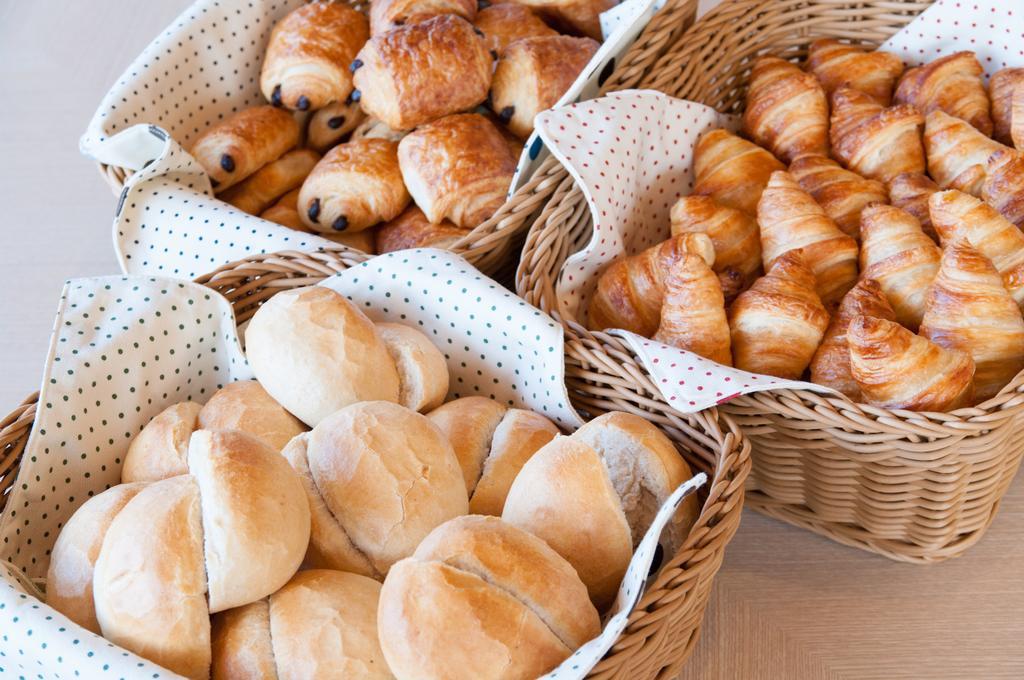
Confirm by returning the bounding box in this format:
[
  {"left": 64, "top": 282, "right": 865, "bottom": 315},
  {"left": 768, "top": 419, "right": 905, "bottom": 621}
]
[{"left": 1, "top": 2, "right": 1022, "bottom": 678}]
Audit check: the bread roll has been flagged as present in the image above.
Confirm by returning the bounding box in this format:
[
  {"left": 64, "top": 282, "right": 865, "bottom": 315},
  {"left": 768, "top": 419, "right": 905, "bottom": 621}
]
[
  {"left": 190, "top": 106, "right": 301, "bottom": 191},
  {"left": 244, "top": 286, "right": 401, "bottom": 426},
  {"left": 45, "top": 482, "right": 148, "bottom": 634},
  {"left": 428, "top": 397, "right": 559, "bottom": 515},
  {"left": 306, "top": 401, "right": 468, "bottom": 575},
  {"left": 376, "top": 322, "right": 449, "bottom": 411},
  {"left": 474, "top": 3, "right": 557, "bottom": 55},
  {"left": 197, "top": 380, "right": 307, "bottom": 452},
  {"left": 187, "top": 430, "right": 311, "bottom": 613},
  {"left": 211, "top": 600, "right": 276, "bottom": 680},
  {"left": 379, "top": 516, "right": 600, "bottom": 680},
  {"left": 504, "top": 412, "right": 695, "bottom": 609},
  {"left": 369, "top": 0, "right": 477, "bottom": 35},
  {"left": 219, "top": 149, "right": 320, "bottom": 215},
  {"left": 307, "top": 99, "right": 367, "bottom": 153},
  {"left": 93, "top": 476, "right": 211, "bottom": 679},
  {"left": 122, "top": 401, "right": 202, "bottom": 483}
]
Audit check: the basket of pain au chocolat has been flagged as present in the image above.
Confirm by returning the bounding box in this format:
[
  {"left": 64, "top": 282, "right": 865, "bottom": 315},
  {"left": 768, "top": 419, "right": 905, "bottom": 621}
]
[
  {"left": 0, "top": 249, "right": 749, "bottom": 679},
  {"left": 93, "top": 0, "right": 701, "bottom": 277},
  {"left": 519, "top": 0, "right": 1024, "bottom": 563}
]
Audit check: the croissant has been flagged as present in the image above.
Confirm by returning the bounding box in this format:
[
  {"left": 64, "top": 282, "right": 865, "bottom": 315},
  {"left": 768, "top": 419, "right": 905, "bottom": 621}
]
[
  {"left": 743, "top": 57, "right": 829, "bottom": 163},
  {"left": 375, "top": 205, "right": 470, "bottom": 253},
  {"left": 924, "top": 110, "right": 1006, "bottom": 196},
  {"left": 847, "top": 315, "right": 974, "bottom": 411},
  {"left": 189, "top": 106, "right": 301, "bottom": 191},
  {"left": 830, "top": 86, "right": 925, "bottom": 183},
  {"left": 729, "top": 251, "right": 830, "bottom": 379},
  {"left": 929, "top": 189, "right": 1024, "bottom": 309},
  {"left": 804, "top": 39, "right": 904, "bottom": 105},
  {"left": 887, "top": 172, "right": 939, "bottom": 240},
  {"left": 514, "top": 0, "right": 616, "bottom": 40},
  {"left": 981, "top": 148, "right": 1024, "bottom": 228},
  {"left": 858, "top": 203, "right": 941, "bottom": 331},
  {"left": 220, "top": 149, "right": 320, "bottom": 215},
  {"left": 894, "top": 52, "right": 993, "bottom": 136},
  {"left": 920, "top": 241, "right": 1024, "bottom": 402},
  {"left": 369, "top": 0, "right": 477, "bottom": 36},
  {"left": 306, "top": 99, "right": 366, "bottom": 153},
  {"left": 669, "top": 195, "right": 761, "bottom": 301},
  {"left": 809, "top": 278, "right": 896, "bottom": 400},
  {"left": 474, "top": 3, "right": 557, "bottom": 55},
  {"left": 692, "top": 129, "right": 785, "bottom": 216},
  {"left": 990, "top": 68, "right": 1024, "bottom": 145},
  {"left": 1014, "top": 87, "right": 1024, "bottom": 150},
  {"left": 653, "top": 254, "right": 732, "bottom": 366},
  {"left": 788, "top": 155, "right": 888, "bottom": 240},
  {"left": 757, "top": 171, "right": 859, "bottom": 308},
  {"left": 588, "top": 233, "right": 715, "bottom": 336}
]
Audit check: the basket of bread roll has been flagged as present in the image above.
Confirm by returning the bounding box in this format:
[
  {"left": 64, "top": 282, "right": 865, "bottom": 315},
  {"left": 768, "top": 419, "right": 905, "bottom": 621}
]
[
  {"left": 517, "top": 0, "right": 1024, "bottom": 563},
  {"left": 81, "top": 0, "right": 702, "bottom": 281},
  {"left": 0, "top": 247, "right": 750, "bottom": 679}
]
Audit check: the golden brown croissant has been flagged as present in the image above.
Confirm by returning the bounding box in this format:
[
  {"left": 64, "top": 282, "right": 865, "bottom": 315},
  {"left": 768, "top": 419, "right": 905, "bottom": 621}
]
[
  {"left": 829, "top": 86, "right": 925, "bottom": 183},
  {"left": 804, "top": 39, "right": 904, "bottom": 105},
  {"left": 743, "top": 56, "right": 829, "bottom": 163},
  {"left": 351, "top": 116, "right": 407, "bottom": 143},
  {"left": 514, "top": 0, "right": 616, "bottom": 40},
  {"left": 809, "top": 278, "right": 895, "bottom": 400},
  {"left": 729, "top": 251, "right": 830, "bottom": 379},
  {"left": 858, "top": 203, "right": 940, "bottom": 330},
  {"left": 397, "top": 113, "right": 516, "bottom": 228},
  {"left": 757, "top": 170, "right": 859, "bottom": 308},
  {"left": 924, "top": 110, "right": 1006, "bottom": 196},
  {"left": 220, "top": 149, "right": 320, "bottom": 215},
  {"left": 306, "top": 99, "right": 367, "bottom": 153},
  {"left": 692, "top": 129, "right": 785, "bottom": 216},
  {"left": 920, "top": 240, "right": 1024, "bottom": 402},
  {"left": 929, "top": 189, "right": 1024, "bottom": 309},
  {"left": 669, "top": 195, "right": 761, "bottom": 302},
  {"left": 260, "top": 189, "right": 377, "bottom": 252},
  {"left": 588, "top": 233, "right": 715, "bottom": 336},
  {"left": 189, "top": 106, "right": 301, "bottom": 191},
  {"left": 474, "top": 3, "right": 557, "bottom": 55},
  {"left": 982, "top": 148, "right": 1024, "bottom": 228},
  {"left": 260, "top": 3, "right": 369, "bottom": 111},
  {"left": 352, "top": 15, "right": 493, "bottom": 131},
  {"left": 369, "top": 0, "right": 477, "bottom": 36},
  {"left": 894, "top": 52, "right": 993, "bottom": 136},
  {"left": 788, "top": 155, "right": 888, "bottom": 240},
  {"left": 887, "top": 172, "right": 940, "bottom": 240},
  {"left": 847, "top": 315, "right": 974, "bottom": 411},
  {"left": 1014, "top": 87, "right": 1024, "bottom": 150},
  {"left": 653, "top": 254, "right": 732, "bottom": 366},
  {"left": 990, "top": 68, "right": 1024, "bottom": 145},
  {"left": 375, "top": 205, "right": 471, "bottom": 253}
]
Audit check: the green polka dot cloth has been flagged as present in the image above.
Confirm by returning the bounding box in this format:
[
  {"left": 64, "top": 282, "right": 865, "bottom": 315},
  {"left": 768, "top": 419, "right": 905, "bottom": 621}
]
[{"left": 78, "top": 0, "right": 668, "bottom": 278}]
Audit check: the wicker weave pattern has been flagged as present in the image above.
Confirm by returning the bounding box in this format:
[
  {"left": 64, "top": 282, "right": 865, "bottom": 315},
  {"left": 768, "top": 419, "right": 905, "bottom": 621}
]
[
  {"left": 517, "top": 0, "right": 1024, "bottom": 563},
  {"left": 0, "top": 247, "right": 749, "bottom": 679}
]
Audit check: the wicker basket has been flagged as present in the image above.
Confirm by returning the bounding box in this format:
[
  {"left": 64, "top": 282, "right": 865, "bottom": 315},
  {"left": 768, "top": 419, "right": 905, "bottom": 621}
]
[
  {"left": 518, "top": 0, "right": 1024, "bottom": 563},
  {"left": 94, "top": 0, "right": 702, "bottom": 278},
  {"left": 0, "top": 248, "right": 749, "bottom": 679}
]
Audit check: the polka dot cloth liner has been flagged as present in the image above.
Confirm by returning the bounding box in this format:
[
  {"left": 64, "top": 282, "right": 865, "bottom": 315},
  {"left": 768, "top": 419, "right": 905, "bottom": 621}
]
[
  {"left": 0, "top": 248, "right": 705, "bottom": 678},
  {"left": 79, "top": 0, "right": 673, "bottom": 279}
]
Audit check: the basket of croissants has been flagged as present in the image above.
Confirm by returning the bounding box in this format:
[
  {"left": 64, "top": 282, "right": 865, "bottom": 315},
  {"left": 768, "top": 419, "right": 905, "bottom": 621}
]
[
  {"left": 518, "top": 0, "right": 1024, "bottom": 563},
  {"left": 0, "top": 249, "right": 750, "bottom": 679}
]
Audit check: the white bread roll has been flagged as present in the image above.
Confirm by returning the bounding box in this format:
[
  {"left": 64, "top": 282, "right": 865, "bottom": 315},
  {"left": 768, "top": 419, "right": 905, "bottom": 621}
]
[
  {"left": 281, "top": 433, "right": 378, "bottom": 578},
  {"left": 211, "top": 600, "right": 277, "bottom": 680},
  {"left": 121, "top": 401, "right": 201, "bottom": 482},
  {"left": 307, "top": 401, "right": 468, "bottom": 575},
  {"left": 45, "top": 482, "right": 148, "bottom": 633},
  {"left": 244, "top": 286, "right": 401, "bottom": 426},
  {"left": 503, "top": 412, "right": 697, "bottom": 610},
  {"left": 188, "top": 430, "right": 311, "bottom": 612},
  {"left": 92, "top": 476, "right": 211, "bottom": 679},
  {"left": 379, "top": 516, "right": 599, "bottom": 680},
  {"left": 428, "top": 397, "right": 559, "bottom": 515},
  {"left": 198, "top": 380, "right": 307, "bottom": 451},
  {"left": 376, "top": 322, "right": 449, "bottom": 412}
]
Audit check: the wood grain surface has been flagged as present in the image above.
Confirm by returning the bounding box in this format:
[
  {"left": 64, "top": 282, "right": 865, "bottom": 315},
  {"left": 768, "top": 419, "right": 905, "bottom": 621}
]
[{"left": 0, "top": 2, "right": 1021, "bottom": 678}]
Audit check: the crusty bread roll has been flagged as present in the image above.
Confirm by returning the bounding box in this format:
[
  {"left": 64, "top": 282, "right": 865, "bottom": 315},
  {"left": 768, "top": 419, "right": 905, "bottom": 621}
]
[
  {"left": 503, "top": 412, "right": 697, "bottom": 609},
  {"left": 93, "top": 476, "right": 211, "bottom": 679},
  {"left": 376, "top": 322, "right": 449, "bottom": 412},
  {"left": 428, "top": 396, "right": 559, "bottom": 515},
  {"left": 306, "top": 401, "right": 468, "bottom": 575},
  {"left": 379, "top": 515, "right": 600, "bottom": 680},
  {"left": 198, "top": 380, "right": 307, "bottom": 451},
  {"left": 45, "top": 482, "right": 148, "bottom": 633},
  {"left": 188, "top": 430, "right": 311, "bottom": 613},
  {"left": 212, "top": 570, "right": 388, "bottom": 680},
  {"left": 122, "top": 401, "right": 202, "bottom": 483},
  {"left": 244, "top": 286, "right": 401, "bottom": 427}
]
